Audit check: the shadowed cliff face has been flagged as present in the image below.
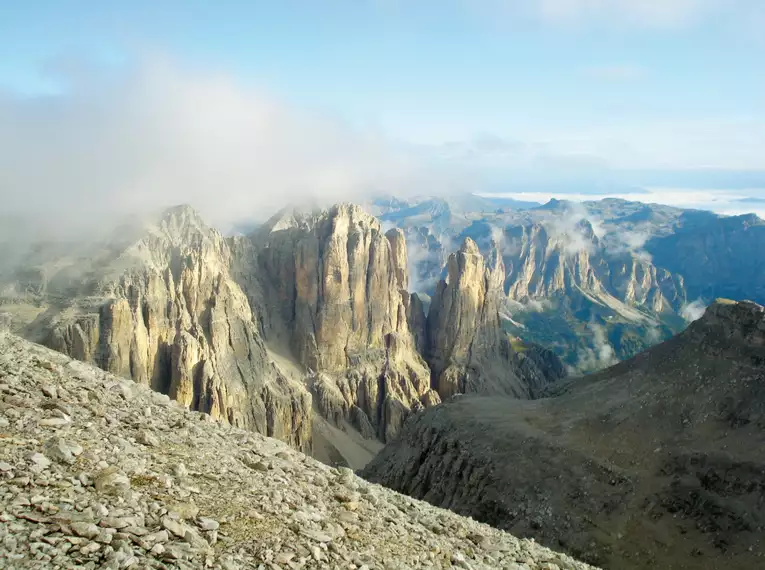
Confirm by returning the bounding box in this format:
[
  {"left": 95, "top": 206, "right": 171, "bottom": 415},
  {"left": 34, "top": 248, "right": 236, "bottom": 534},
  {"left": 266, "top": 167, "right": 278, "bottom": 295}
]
[{"left": 362, "top": 299, "right": 765, "bottom": 570}]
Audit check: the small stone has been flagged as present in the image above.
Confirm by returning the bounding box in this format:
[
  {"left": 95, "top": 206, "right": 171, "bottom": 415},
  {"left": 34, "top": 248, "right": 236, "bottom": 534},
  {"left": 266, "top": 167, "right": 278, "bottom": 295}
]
[
  {"left": 116, "top": 382, "right": 136, "bottom": 401},
  {"left": 337, "top": 467, "right": 354, "bottom": 484},
  {"left": 197, "top": 517, "right": 219, "bottom": 531},
  {"left": 70, "top": 522, "right": 100, "bottom": 539},
  {"left": 0, "top": 461, "right": 13, "bottom": 472},
  {"left": 28, "top": 452, "right": 51, "bottom": 471},
  {"left": 94, "top": 467, "right": 130, "bottom": 496},
  {"left": 311, "top": 545, "right": 323, "bottom": 561},
  {"left": 183, "top": 528, "right": 210, "bottom": 551},
  {"left": 79, "top": 541, "right": 101, "bottom": 555},
  {"left": 161, "top": 516, "right": 189, "bottom": 538},
  {"left": 145, "top": 530, "right": 169, "bottom": 543},
  {"left": 299, "top": 528, "right": 333, "bottom": 543},
  {"left": 99, "top": 516, "right": 130, "bottom": 529},
  {"left": 41, "top": 385, "right": 58, "bottom": 399},
  {"left": 43, "top": 437, "right": 82, "bottom": 465},
  {"left": 38, "top": 416, "right": 71, "bottom": 427},
  {"left": 136, "top": 429, "right": 159, "bottom": 447}
]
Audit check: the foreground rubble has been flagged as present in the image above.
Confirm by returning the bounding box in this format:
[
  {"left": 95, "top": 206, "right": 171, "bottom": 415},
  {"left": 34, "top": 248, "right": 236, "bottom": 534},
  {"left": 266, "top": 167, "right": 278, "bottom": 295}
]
[{"left": 0, "top": 332, "right": 596, "bottom": 570}]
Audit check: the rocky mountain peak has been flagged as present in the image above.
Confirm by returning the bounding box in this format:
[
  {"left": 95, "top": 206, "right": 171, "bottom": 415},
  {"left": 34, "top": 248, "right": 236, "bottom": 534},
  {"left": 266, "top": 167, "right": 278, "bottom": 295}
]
[
  {"left": 254, "top": 203, "right": 438, "bottom": 442},
  {"left": 427, "top": 238, "right": 563, "bottom": 399},
  {"left": 156, "top": 204, "right": 212, "bottom": 240},
  {"left": 458, "top": 236, "right": 481, "bottom": 255},
  {"left": 385, "top": 227, "right": 408, "bottom": 291},
  {"left": 31, "top": 205, "right": 314, "bottom": 452}
]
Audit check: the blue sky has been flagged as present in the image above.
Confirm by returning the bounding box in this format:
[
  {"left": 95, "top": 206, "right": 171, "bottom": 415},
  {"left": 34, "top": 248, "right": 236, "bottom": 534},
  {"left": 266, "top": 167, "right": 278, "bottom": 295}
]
[{"left": 0, "top": 1, "right": 764, "bottom": 225}]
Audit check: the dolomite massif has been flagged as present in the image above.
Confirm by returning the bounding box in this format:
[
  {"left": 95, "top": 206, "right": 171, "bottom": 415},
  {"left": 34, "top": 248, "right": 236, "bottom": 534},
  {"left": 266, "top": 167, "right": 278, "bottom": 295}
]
[
  {"left": 0, "top": 329, "right": 596, "bottom": 570},
  {"left": 0, "top": 203, "right": 563, "bottom": 463},
  {"left": 362, "top": 299, "right": 765, "bottom": 570},
  {"left": 370, "top": 195, "right": 765, "bottom": 370},
  {"left": 425, "top": 239, "right": 564, "bottom": 399}
]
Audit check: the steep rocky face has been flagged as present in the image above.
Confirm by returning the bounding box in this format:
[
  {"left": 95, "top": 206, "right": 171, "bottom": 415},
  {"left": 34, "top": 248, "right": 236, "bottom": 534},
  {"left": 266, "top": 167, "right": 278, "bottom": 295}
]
[
  {"left": 505, "top": 222, "right": 606, "bottom": 300},
  {"left": 405, "top": 292, "right": 427, "bottom": 355},
  {"left": 375, "top": 196, "right": 707, "bottom": 371},
  {"left": 648, "top": 213, "right": 765, "bottom": 303},
  {"left": 363, "top": 299, "right": 765, "bottom": 570},
  {"left": 249, "top": 204, "right": 440, "bottom": 442},
  {"left": 7, "top": 206, "right": 313, "bottom": 452},
  {"left": 503, "top": 221, "right": 685, "bottom": 316},
  {"left": 426, "top": 238, "right": 565, "bottom": 399},
  {"left": 1, "top": 201, "right": 567, "bottom": 454}
]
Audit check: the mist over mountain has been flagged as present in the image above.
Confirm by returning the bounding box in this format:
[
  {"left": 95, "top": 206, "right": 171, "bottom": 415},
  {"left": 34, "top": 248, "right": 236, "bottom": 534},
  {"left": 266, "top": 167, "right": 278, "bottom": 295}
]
[
  {"left": 368, "top": 194, "right": 765, "bottom": 372},
  {"left": 2, "top": 3, "right": 764, "bottom": 569}
]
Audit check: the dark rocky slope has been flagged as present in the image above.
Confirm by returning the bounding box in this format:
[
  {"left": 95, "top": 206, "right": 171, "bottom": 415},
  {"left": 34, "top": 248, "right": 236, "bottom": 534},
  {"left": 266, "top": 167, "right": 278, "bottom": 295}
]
[{"left": 362, "top": 299, "right": 765, "bottom": 570}]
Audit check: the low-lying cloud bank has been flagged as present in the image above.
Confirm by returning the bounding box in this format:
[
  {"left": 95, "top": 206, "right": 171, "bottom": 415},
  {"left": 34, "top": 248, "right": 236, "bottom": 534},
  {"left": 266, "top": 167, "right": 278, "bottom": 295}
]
[
  {"left": 480, "top": 187, "right": 765, "bottom": 220},
  {"left": 0, "top": 58, "right": 442, "bottom": 239}
]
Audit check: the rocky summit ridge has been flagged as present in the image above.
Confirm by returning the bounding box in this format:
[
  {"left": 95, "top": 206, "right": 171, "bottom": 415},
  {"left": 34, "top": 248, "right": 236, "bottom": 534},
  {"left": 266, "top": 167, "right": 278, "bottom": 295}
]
[{"left": 0, "top": 330, "right": 594, "bottom": 570}]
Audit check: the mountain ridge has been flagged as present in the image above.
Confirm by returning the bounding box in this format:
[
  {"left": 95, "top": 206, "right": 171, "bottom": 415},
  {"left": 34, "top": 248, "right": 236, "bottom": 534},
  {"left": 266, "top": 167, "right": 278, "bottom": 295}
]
[
  {"left": 372, "top": 195, "right": 765, "bottom": 370},
  {"left": 0, "top": 201, "right": 564, "bottom": 466},
  {"left": 362, "top": 298, "right": 765, "bottom": 569}
]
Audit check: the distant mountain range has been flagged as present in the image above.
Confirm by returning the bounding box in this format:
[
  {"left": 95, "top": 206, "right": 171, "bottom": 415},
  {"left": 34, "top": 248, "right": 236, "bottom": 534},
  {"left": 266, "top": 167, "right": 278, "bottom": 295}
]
[{"left": 367, "top": 194, "right": 765, "bottom": 371}]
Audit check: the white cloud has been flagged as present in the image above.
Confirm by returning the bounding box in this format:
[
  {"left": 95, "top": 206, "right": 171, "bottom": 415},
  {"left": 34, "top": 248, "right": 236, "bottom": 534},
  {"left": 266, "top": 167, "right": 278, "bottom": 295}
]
[
  {"left": 542, "top": 201, "right": 603, "bottom": 256},
  {"left": 576, "top": 320, "right": 617, "bottom": 371},
  {"left": 681, "top": 299, "right": 707, "bottom": 322},
  {"left": 532, "top": 0, "right": 720, "bottom": 27},
  {"left": 0, "top": 57, "right": 433, "bottom": 238},
  {"left": 478, "top": 188, "right": 765, "bottom": 219},
  {"left": 584, "top": 65, "right": 645, "bottom": 81},
  {"left": 508, "top": 298, "right": 551, "bottom": 312},
  {"left": 613, "top": 229, "right": 653, "bottom": 262}
]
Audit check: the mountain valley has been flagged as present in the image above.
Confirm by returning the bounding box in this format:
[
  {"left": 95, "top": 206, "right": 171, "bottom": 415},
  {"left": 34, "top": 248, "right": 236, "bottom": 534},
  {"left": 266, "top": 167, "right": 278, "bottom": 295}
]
[{"left": 2, "top": 196, "right": 765, "bottom": 569}]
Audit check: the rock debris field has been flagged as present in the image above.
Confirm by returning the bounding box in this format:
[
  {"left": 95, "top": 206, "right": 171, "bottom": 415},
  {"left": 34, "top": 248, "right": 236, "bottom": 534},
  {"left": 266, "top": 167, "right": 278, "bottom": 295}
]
[{"left": 0, "top": 332, "right": 596, "bottom": 570}]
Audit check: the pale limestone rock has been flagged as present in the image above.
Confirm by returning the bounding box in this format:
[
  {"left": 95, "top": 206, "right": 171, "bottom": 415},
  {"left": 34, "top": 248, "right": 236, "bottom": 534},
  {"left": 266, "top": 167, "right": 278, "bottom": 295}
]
[
  {"left": 504, "top": 222, "right": 685, "bottom": 314},
  {"left": 427, "top": 238, "right": 564, "bottom": 399},
  {"left": 43, "top": 205, "right": 312, "bottom": 452},
  {"left": 253, "top": 204, "right": 436, "bottom": 441}
]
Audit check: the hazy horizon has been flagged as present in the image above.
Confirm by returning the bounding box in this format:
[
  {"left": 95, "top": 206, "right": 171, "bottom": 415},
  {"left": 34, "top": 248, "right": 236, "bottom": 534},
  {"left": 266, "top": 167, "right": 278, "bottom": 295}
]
[{"left": 1, "top": 1, "right": 763, "bottom": 229}]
